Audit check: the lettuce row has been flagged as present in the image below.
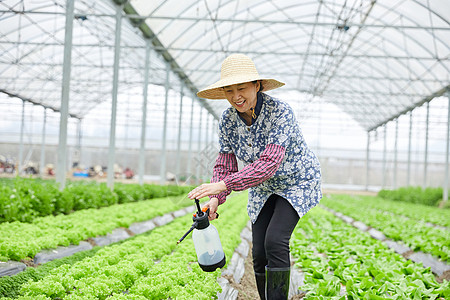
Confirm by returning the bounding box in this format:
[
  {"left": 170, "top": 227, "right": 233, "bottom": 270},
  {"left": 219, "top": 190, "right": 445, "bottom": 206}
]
[
  {"left": 331, "top": 194, "right": 450, "bottom": 228},
  {"left": 0, "top": 247, "right": 103, "bottom": 298},
  {"left": 378, "top": 186, "right": 445, "bottom": 207},
  {"left": 0, "top": 195, "right": 193, "bottom": 261},
  {"left": 16, "top": 192, "right": 249, "bottom": 299},
  {"left": 321, "top": 195, "right": 450, "bottom": 262},
  {"left": 291, "top": 207, "right": 449, "bottom": 299},
  {"left": 0, "top": 177, "right": 194, "bottom": 223}
]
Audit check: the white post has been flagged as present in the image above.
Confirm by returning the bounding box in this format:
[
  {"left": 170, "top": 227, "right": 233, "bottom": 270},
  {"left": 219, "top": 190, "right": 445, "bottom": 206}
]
[
  {"left": 40, "top": 108, "right": 47, "bottom": 177},
  {"left": 56, "top": 0, "right": 75, "bottom": 190},
  {"left": 205, "top": 114, "right": 209, "bottom": 151},
  {"left": 175, "top": 86, "right": 184, "bottom": 177},
  {"left": 18, "top": 100, "right": 25, "bottom": 176},
  {"left": 365, "top": 131, "right": 370, "bottom": 190},
  {"left": 75, "top": 119, "right": 82, "bottom": 167},
  {"left": 444, "top": 91, "right": 450, "bottom": 202},
  {"left": 160, "top": 61, "right": 170, "bottom": 185},
  {"left": 382, "top": 124, "right": 387, "bottom": 189},
  {"left": 196, "top": 107, "right": 203, "bottom": 185},
  {"left": 187, "top": 97, "right": 195, "bottom": 183},
  {"left": 423, "top": 102, "right": 430, "bottom": 188},
  {"left": 210, "top": 116, "right": 216, "bottom": 147},
  {"left": 393, "top": 118, "right": 398, "bottom": 189},
  {"left": 138, "top": 41, "right": 150, "bottom": 185},
  {"left": 407, "top": 111, "right": 412, "bottom": 186},
  {"left": 107, "top": 4, "right": 122, "bottom": 190}
]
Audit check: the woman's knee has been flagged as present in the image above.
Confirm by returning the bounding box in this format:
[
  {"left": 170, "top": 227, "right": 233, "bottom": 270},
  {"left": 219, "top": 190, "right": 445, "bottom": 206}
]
[
  {"left": 264, "top": 235, "right": 290, "bottom": 266},
  {"left": 264, "top": 235, "right": 289, "bottom": 255},
  {"left": 252, "top": 246, "right": 267, "bottom": 273}
]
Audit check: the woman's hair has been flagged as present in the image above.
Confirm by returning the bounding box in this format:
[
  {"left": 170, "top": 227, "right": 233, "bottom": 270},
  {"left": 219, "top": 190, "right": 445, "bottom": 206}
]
[{"left": 252, "top": 80, "right": 264, "bottom": 92}]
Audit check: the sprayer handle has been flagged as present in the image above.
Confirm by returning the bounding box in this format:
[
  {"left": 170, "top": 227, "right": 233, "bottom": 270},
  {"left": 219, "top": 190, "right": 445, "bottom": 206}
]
[{"left": 203, "top": 207, "right": 219, "bottom": 219}]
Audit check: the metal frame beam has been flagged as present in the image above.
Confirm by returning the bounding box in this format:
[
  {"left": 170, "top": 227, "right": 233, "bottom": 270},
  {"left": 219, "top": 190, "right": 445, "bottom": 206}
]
[
  {"left": 2, "top": 10, "right": 449, "bottom": 30},
  {"left": 367, "top": 85, "right": 450, "bottom": 132},
  {"left": 1, "top": 41, "right": 446, "bottom": 61},
  {"left": 118, "top": 2, "right": 219, "bottom": 120},
  {"left": 0, "top": 89, "right": 80, "bottom": 119}
]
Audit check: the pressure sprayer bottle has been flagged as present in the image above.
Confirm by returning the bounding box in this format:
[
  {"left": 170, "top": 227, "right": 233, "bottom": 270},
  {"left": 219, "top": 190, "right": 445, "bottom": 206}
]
[{"left": 177, "top": 199, "right": 226, "bottom": 272}]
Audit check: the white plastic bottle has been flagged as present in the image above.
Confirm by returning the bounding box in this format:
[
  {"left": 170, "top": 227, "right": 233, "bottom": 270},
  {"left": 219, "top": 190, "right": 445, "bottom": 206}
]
[
  {"left": 192, "top": 218, "right": 226, "bottom": 272},
  {"left": 177, "top": 199, "right": 226, "bottom": 272}
]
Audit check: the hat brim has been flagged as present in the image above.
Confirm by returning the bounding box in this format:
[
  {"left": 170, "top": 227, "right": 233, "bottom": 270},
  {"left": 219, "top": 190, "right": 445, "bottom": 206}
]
[{"left": 197, "top": 77, "right": 285, "bottom": 99}]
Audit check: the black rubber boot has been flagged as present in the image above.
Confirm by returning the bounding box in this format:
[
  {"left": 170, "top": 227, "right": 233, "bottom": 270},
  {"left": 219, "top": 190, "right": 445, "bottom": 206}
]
[
  {"left": 255, "top": 272, "right": 266, "bottom": 300},
  {"left": 265, "top": 266, "right": 290, "bottom": 300}
]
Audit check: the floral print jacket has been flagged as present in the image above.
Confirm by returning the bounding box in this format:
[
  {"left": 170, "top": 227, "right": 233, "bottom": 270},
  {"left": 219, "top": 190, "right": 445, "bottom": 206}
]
[{"left": 215, "top": 92, "right": 322, "bottom": 223}]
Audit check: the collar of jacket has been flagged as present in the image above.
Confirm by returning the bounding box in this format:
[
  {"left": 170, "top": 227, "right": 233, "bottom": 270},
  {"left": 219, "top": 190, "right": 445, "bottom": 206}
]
[{"left": 237, "top": 92, "right": 263, "bottom": 125}]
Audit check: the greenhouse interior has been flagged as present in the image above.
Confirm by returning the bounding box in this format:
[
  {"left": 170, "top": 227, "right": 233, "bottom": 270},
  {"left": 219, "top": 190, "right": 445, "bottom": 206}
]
[{"left": 0, "top": 0, "right": 449, "bottom": 299}]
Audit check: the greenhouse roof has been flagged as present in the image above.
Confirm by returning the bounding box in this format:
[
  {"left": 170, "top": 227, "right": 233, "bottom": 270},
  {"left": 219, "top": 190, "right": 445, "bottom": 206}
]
[{"left": 1, "top": 0, "right": 449, "bottom": 131}]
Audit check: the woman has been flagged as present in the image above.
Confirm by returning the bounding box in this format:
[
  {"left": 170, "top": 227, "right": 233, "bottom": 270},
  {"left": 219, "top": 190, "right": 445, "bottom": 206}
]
[{"left": 188, "top": 54, "right": 322, "bottom": 300}]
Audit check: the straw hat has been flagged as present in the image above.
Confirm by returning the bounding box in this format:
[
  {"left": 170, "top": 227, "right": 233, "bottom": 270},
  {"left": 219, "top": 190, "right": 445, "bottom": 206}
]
[{"left": 197, "top": 54, "right": 285, "bottom": 99}]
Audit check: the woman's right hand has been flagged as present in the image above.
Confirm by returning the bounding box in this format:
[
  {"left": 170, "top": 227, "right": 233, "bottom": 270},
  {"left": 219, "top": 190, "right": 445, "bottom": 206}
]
[{"left": 203, "top": 197, "right": 219, "bottom": 221}]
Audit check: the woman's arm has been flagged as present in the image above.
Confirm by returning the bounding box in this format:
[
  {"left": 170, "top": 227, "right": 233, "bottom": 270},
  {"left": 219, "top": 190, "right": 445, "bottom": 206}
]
[
  {"left": 223, "top": 143, "right": 285, "bottom": 191},
  {"left": 188, "top": 144, "right": 285, "bottom": 200},
  {"left": 208, "top": 152, "right": 238, "bottom": 204},
  {"left": 188, "top": 152, "right": 237, "bottom": 203}
]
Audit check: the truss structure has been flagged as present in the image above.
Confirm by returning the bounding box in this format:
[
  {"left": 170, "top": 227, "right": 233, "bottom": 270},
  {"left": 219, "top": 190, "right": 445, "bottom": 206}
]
[
  {"left": 1, "top": 0, "right": 449, "bottom": 129},
  {"left": 0, "top": 0, "right": 449, "bottom": 190}
]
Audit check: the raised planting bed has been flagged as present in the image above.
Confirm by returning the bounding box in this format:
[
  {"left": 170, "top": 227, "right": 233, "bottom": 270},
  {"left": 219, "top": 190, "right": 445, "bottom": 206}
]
[
  {"left": 5, "top": 192, "right": 249, "bottom": 299},
  {"left": 0, "top": 177, "right": 194, "bottom": 223},
  {"left": 321, "top": 194, "right": 450, "bottom": 263},
  {"left": 0, "top": 195, "right": 195, "bottom": 262},
  {"left": 291, "top": 206, "right": 449, "bottom": 299}
]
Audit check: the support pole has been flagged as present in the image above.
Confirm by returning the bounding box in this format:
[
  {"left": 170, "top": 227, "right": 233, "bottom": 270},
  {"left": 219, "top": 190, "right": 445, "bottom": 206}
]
[
  {"left": 407, "top": 111, "right": 413, "bottom": 186},
  {"left": 204, "top": 115, "right": 211, "bottom": 179},
  {"left": 75, "top": 119, "right": 82, "bottom": 167},
  {"left": 107, "top": 4, "right": 122, "bottom": 190},
  {"left": 423, "top": 102, "right": 430, "bottom": 188},
  {"left": 175, "top": 86, "right": 184, "bottom": 177},
  {"left": 40, "top": 108, "right": 47, "bottom": 177},
  {"left": 210, "top": 116, "right": 216, "bottom": 146},
  {"left": 205, "top": 114, "right": 209, "bottom": 151},
  {"left": 393, "top": 118, "right": 398, "bottom": 189},
  {"left": 204, "top": 114, "right": 209, "bottom": 180},
  {"left": 160, "top": 61, "right": 170, "bottom": 185},
  {"left": 187, "top": 97, "right": 195, "bottom": 182},
  {"left": 365, "top": 131, "right": 370, "bottom": 190},
  {"left": 382, "top": 124, "right": 387, "bottom": 189},
  {"left": 56, "top": 0, "right": 75, "bottom": 190},
  {"left": 138, "top": 41, "right": 150, "bottom": 185},
  {"left": 196, "top": 107, "right": 203, "bottom": 185},
  {"left": 444, "top": 90, "right": 450, "bottom": 202},
  {"left": 18, "top": 100, "right": 25, "bottom": 176}
]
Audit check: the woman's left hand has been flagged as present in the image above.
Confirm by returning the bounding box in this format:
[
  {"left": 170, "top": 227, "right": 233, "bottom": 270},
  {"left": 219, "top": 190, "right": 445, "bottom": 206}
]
[{"left": 188, "top": 181, "right": 227, "bottom": 200}]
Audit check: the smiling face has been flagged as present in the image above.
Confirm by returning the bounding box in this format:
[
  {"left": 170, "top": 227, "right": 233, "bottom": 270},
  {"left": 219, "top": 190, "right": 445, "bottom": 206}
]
[{"left": 223, "top": 81, "right": 260, "bottom": 116}]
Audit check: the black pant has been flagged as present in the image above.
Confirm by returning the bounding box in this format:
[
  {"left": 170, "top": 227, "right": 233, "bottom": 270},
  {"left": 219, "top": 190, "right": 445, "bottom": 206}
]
[{"left": 252, "top": 194, "right": 300, "bottom": 274}]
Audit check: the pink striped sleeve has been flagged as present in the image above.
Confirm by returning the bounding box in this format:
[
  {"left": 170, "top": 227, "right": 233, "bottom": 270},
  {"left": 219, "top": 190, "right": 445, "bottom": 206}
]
[
  {"left": 223, "top": 144, "right": 285, "bottom": 191},
  {"left": 209, "top": 153, "right": 238, "bottom": 204}
]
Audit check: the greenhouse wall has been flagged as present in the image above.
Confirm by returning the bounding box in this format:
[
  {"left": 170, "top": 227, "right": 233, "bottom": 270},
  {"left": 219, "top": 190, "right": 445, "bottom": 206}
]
[{"left": 1, "top": 142, "right": 446, "bottom": 189}]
